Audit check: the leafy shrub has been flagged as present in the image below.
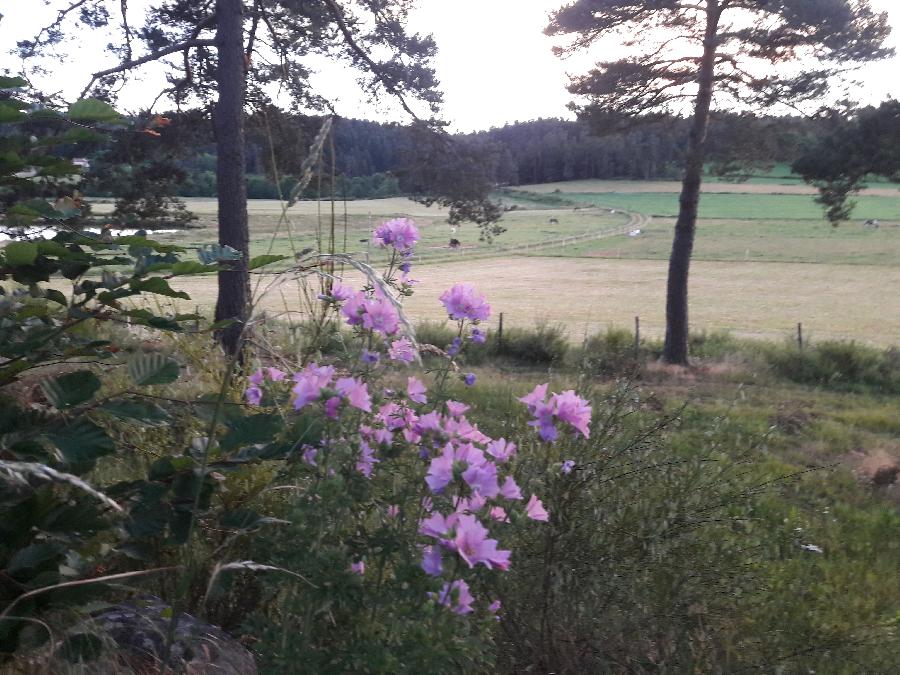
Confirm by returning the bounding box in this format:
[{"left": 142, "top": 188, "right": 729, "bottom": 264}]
[
  {"left": 569, "top": 326, "right": 639, "bottom": 376},
  {"left": 493, "top": 384, "right": 770, "bottom": 672},
  {"left": 492, "top": 323, "right": 568, "bottom": 365},
  {"left": 765, "top": 340, "right": 900, "bottom": 393}
]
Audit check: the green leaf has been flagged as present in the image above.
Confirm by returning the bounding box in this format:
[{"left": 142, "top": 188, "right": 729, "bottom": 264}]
[
  {"left": 46, "top": 419, "right": 116, "bottom": 471},
  {"left": 67, "top": 98, "right": 121, "bottom": 123},
  {"left": 44, "top": 288, "right": 68, "bottom": 306},
  {"left": 100, "top": 400, "right": 170, "bottom": 425},
  {"left": 171, "top": 261, "right": 218, "bottom": 275},
  {"left": 220, "top": 413, "right": 283, "bottom": 452},
  {"left": 4, "top": 241, "right": 39, "bottom": 265},
  {"left": 6, "top": 542, "right": 66, "bottom": 578},
  {"left": 41, "top": 371, "right": 101, "bottom": 409},
  {"left": 0, "top": 76, "right": 28, "bottom": 89},
  {"left": 130, "top": 277, "right": 190, "bottom": 300},
  {"left": 248, "top": 254, "right": 288, "bottom": 270},
  {"left": 128, "top": 353, "right": 180, "bottom": 386}
]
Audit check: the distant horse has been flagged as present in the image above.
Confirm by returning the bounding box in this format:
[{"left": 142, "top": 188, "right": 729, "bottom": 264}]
[
  {"left": 549, "top": 218, "right": 559, "bottom": 224},
  {"left": 449, "top": 238, "right": 461, "bottom": 248}
]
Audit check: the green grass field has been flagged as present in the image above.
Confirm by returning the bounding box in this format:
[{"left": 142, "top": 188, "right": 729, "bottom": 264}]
[{"left": 90, "top": 176, "right": 900, "bottom": 346}]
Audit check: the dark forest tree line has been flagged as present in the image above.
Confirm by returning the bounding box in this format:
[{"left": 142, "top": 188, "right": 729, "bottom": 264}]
[{"left": 83, "top": 111, "right": 829, "bottom": 208}]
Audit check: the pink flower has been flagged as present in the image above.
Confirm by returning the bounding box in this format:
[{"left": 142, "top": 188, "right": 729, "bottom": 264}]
[
  {"left": 446, "top": 400, "right": 470, "bottom": 417},
  {"left": 356, "top": 441, "right": 379, "bottom": 478},
  {"left": 388, "top": 337, "right": 416, "bottom": 363},
  {"left": 245, "top": 385, "right": 262, "bottom": 405},
  {"left": 525, "top": 494, "right": 549, "bottom": 522},
  {"left": 386, "top": 505, "right": 400, "bottom": 519},
  {"left": 435, "top": 579, "right": 474, "bottom": 615},
  {"left": 350, "top": 560, "right": 365, "bottom": 575},
  {"left": 362, "top": 297, "right": 400, "bottom": 335},
  {"left": 425, "top": 444, "right": 455, "bottom": 493},
  {"left": 518, "top": 383, "right": 549, "bottom": 411},
  {"left": 407, "top": 376, "right": 427, "bottom": 404},
  {"left": 488, "top": 599, "right": 502, "bottom": 620},
  {"left": 452, "top": 514, "right": 511, "bottom": 570},
  {"left": 341, "top": 291, "right": 368, "bottom": 326},
  {"left": 373, "top": 217, "right": 420, "bottom": 251},
  {"left": 292, "top": 378, "right": 322, "bottom": 411},
  {"left": 302, "top": 445, "right": 318, "bottom": 466},
  {"left": 489, "top": 506, "right": 509, "bottom": 522},
  {"left": 462, "top": 462, "right": 500, "bottom": 498},
  {"left": 439, "top": 283, "right": 491, "bottom": 322},
  {"left": 324, "top": 396, "right": 342, "bottom": 419},
  {"left": 454, "top": 493, "right": 487, "bottom": 514},
  {"left": 419, "top": 511, "right": 456, "bottom": 539},
  {"left": 248, "top": 369, "right": 265, "bottom": 386},
  {"left": 486, "top": 438, "right": 517, "bottom": 463},
  {"left": 561, "top": 460, "right": 575, "bottom": 475},
  {"left": 266, "top": 367, "right": 286, "bottom": 382},
  {"left": 421, "top": 545, "right": 442, "bottom": 576},
  {"left": 330, "top": 283, "right": 355, "bottom": 302},
  {"left": 551, "top": 390, "right": 592, "bottom": 438},
  {"left": 336, "top": 377, "right": 372, "bottom": 412},
  {"left": 499, "top": 476, "right": 523, "bottom": 501}
]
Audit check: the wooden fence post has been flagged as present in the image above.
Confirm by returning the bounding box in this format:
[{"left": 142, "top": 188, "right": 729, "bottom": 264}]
[
  {"left": 634, "top": 316, "right": 640, "bottom": 358},
  {"left": 498, "top": 312, "right": 504, "bottom": 347},
  {"left": 797, "top": 322, "right": 804, "bottom": 350}
]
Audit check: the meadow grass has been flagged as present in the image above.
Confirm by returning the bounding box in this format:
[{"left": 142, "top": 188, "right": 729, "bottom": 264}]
[
  {"left": 534, "top": 216, "right": 900, "bottom": 265},
  {"left": 551, "top": 190, "right": 900, "bottom": 220}
]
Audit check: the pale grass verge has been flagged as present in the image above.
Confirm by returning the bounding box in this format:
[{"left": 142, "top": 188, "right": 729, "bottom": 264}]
[
  {"left": 167, "top": 256, "right": 900, "bottom": 347},
  {"left": 514, "top": 179, "right": 900, "bottom": 197}
]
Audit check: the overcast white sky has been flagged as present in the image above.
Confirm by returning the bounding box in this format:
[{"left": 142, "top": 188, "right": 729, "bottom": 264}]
[{"left": 1, "top": 0, "right": 899, "bottom": 131}]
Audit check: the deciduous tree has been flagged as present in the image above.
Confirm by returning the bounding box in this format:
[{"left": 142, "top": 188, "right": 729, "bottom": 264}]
[
  {"left": 793, "top": 100, "right": 900, "bottom": 225},
  {"left": 547, "top": 0, "right": 892, "bottom": 364}
]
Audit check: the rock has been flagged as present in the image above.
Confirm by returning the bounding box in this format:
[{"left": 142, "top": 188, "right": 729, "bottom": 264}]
[{"left": 87, "top": 596, "right": 257, "bottom": 674}]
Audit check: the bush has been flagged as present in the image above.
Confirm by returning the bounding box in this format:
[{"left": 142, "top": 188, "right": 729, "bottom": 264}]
[
  {"left": 492, "top": 323, "right": 568, "bottom": 366},
  {"left": 569, "top": 327, "right": 640, "bottom": 376},
  {"left": 764, "top": 340, "right": 900, "bottom": 393}
]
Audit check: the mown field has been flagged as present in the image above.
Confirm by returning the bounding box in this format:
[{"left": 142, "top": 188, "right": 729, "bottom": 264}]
[{"left": 107, "top": 175, "right": 900, "bottom": 346}]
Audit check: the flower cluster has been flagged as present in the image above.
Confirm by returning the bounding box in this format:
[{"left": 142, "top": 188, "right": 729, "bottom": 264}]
[
  {"left": 519, "top": 383, "right": 592, "bottom": 442},
  {"left": 241, "top": 230, "right": 594, "bottom": 621}
]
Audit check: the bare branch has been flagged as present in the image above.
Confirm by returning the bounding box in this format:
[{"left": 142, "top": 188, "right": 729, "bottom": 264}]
[
  {"left": 321, "top": 0, "right": 420, "bottom": 121},
  {"left": 78, "top": 38, "right": 216, "bottom": 99},
  {"left": 19, "top": 0, "right": 91, "bottom": 59}
]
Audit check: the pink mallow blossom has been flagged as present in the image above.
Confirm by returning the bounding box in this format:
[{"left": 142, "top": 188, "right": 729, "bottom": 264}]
[
  {"left": 388, "top": 337, "right": 416, "bottom": 363},
  {"left": 373, "top": 217, "right": 420, "bottom": 251},
  {"left": 336, "top": 377, "right": 372, "bottom": 412},
  {"left": 434, "top": 579, "right": 474, "bottom": 615},
  {"left": 356, "top": 441, "right": 379, "bottom": 478},
  {"left": 350, "top": 560, "right": 365, "bottom": 575},
  {"left": 421, "top": 545, "right": 442, "bottom": 576},
  {"left": 291, "top": 363, "right": 335, "bottom": 411},
  {"left": 525, "top": 494, "right": 549, "bottom": 522},
  {"left": 518, "top": 383, "right": 592, "bottom": 441},
  {"left": 452, "top": 514, "right": 511, "bottom": 570},
  {"left": 361, "top": 297, "right": 400, "bottom": 335},
  {"left": 407, "top": 376, "right": 427, "bottom": 404},
  {"left": 245, "top": 385, "right": 262, "bottom": 406},
  {"left": 439, "top": 283, "right": 491, "bottom": 322}
]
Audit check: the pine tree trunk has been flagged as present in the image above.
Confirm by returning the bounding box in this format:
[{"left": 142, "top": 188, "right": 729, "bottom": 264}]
[
  {"left": 662, "top": 3, "right": 720, "bottom": 365},
  {"left": 213, "top": 0, "right": 249, "bottom": 357}
]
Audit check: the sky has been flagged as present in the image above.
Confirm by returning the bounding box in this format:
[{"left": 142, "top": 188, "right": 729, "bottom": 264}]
[{"left": 1, "top": 0, "right": 899, "bottom": 132}]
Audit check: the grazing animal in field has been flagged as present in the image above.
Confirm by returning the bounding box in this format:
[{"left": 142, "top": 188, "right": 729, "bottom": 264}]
[
  {"left": 864, "top": 219, "right": 880, "bottom": 228},
  {"left": 549, "top": 218, "right": 559, "bottom": 224},
  {"left": 449, "top": 238, "right": 461, "bottom": 248}
]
